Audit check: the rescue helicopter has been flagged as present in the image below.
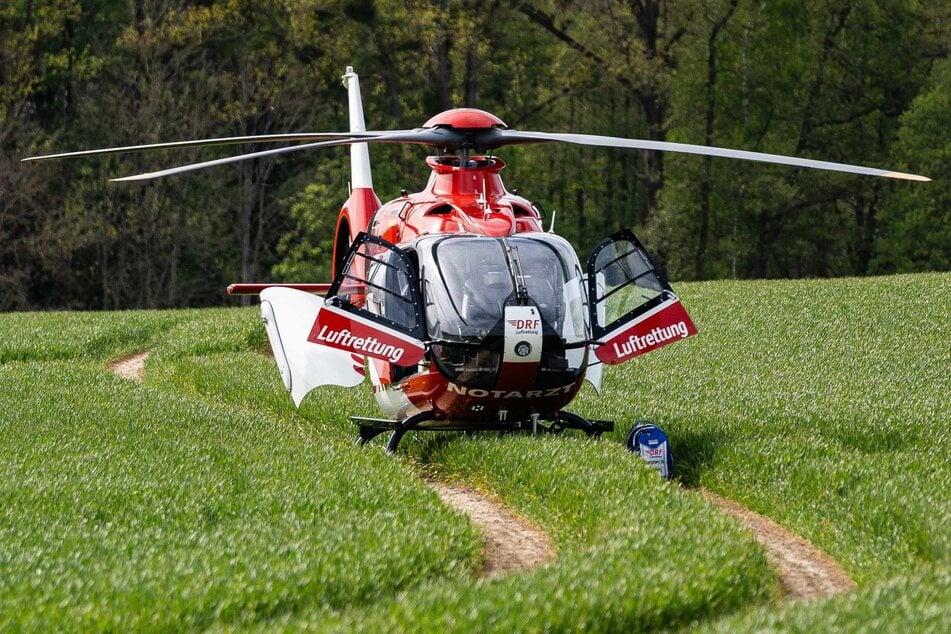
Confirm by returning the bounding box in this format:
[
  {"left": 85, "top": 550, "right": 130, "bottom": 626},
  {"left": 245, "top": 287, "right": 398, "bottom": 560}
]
[{"left": 24, "top": 67, "right": 929, "bottom": 452}]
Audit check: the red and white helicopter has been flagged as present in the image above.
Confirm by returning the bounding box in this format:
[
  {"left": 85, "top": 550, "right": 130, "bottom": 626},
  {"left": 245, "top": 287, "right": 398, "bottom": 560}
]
[{"left": 25, "top": 67, "right": 928, "bottom": 451}]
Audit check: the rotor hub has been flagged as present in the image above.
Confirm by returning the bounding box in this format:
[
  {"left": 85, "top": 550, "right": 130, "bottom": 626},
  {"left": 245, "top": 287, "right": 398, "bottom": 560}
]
[{"left": 423, "top": 108, "right": 506, "bottom": 130}]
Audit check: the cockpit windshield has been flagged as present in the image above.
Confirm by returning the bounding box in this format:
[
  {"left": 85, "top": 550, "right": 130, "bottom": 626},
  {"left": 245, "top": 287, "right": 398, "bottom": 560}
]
[
  {"left": 419, "top": 234, "right": 589, "bottom": 387},
  {"left": 422, "top": 235, "right": 586, "bottom": 342}
]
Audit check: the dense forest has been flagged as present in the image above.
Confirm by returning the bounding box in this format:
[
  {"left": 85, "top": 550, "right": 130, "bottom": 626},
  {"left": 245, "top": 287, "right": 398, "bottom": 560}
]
[{"left": 2, "top": 0, "right": 948, "bottom": 310}]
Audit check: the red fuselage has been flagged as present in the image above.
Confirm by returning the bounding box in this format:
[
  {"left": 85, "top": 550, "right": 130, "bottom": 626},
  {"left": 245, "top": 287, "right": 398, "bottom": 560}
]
[
  {"left": 370, "top": 156, "right": 543, "bottom": 246},
  {"left": 328, "top": 110, "right": 585, "bottom": 423}
]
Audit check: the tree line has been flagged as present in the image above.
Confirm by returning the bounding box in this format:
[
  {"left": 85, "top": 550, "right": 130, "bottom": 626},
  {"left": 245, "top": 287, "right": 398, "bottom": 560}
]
[{"left": 2, "top": 0, "right": 948, "bottom": 311}]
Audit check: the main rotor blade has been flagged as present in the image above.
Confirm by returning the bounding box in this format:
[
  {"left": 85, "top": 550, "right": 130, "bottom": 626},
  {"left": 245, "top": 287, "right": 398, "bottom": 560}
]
[
  {"left": 496, "top": 130, "right": 931, "bottom": 182},
  {"left": 109, "top": 130, "right": 453, "bottom": 182},
  {"left": 21, "top": 131, "right": 420, "bottom": 162},
  {"left": 25, "top": 119, "right": 930, "bottom": 183}
]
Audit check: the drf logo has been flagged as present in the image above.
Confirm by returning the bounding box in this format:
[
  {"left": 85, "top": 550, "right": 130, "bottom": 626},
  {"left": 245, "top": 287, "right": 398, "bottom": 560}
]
[{"left": 508, "top": 319, "right": 540, "bottom": 331}]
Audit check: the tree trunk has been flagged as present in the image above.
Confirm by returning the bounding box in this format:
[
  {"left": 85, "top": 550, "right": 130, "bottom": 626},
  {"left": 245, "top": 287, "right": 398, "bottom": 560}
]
[{"left": 694, "top": 0, "right": 738, "bottom": 280}]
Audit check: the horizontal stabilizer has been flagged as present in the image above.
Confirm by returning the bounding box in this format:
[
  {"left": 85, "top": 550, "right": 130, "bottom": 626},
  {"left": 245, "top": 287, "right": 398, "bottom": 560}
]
[{"left": 229, "top": 283, "right": 331, "bottom": 296}]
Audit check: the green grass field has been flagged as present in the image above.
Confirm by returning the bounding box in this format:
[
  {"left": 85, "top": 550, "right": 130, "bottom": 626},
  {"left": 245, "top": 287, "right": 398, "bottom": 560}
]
[{"left": 0, "top": 273, "right": 948, "bottom": 631}]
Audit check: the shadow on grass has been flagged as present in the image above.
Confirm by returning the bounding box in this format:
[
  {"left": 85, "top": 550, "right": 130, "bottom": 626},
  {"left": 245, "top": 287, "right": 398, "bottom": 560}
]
[{"left": 670, "top": 426, "right": 735, "bottom": 488}]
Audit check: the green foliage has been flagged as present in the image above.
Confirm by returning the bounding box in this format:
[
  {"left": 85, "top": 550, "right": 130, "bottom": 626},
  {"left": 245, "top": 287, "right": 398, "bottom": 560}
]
[
  {"left": 660, "top": 0, "right": 949, "bottom": 280},
  {"left": 271, "top": 168, "right": 348, "bottom": 284},
  {"left": 3, "top": 0, "right": 949, "bottom": 299},
  {"left": 873, "top": 56, "right": 951, "bottom": 273}
]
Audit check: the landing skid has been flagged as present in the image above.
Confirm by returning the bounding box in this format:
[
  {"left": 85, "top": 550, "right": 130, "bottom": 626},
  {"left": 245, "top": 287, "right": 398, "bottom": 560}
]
[{"left": 351, "top": 411, "right": 614, "bottom": 453}]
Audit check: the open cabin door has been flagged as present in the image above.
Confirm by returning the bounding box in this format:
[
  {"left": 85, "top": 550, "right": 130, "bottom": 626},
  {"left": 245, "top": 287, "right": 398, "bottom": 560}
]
[
  {"left": 587, "top": 230, "right": 697, "bottom": 365},
  {"left": 312, "top": 233, "right": 426, "bottom": 367}
]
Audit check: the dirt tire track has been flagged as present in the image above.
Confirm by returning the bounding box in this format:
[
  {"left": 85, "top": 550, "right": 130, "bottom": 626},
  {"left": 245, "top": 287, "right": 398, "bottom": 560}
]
[
  {"left": 703, "top": 490, "right": 856, "bottom": 600},
  {"left": 108, "top": 350, "right": 150, "bottom": 382},
  {"left": 426, "top": 480, "right": 555, "bottom": 578}
]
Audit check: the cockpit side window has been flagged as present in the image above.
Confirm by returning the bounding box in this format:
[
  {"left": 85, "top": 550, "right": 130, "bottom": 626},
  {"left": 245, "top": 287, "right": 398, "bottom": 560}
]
[
  {"left": 365, "top": 248, "right": 419, "bottom": 332},
  {"left": 326, "top": 233, "right": 423, "bottom": 339},
  {"left": 589, "top": 233, "right": 667, "bottom": 335}
]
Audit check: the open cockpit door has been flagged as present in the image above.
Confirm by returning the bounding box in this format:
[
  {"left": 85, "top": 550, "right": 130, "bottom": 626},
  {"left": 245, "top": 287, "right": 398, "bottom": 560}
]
[
  {"left": 587, "top": 230, "right": 697, "bottom": 365},
  {"left": 311, "top": 233, "right": 426, "bottom": 367}
]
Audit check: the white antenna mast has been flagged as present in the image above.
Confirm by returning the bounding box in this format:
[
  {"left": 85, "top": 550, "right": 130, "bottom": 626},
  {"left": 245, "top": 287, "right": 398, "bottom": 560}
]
[{"left": 479, "top": 177, "right": 490, "bottom": 218}]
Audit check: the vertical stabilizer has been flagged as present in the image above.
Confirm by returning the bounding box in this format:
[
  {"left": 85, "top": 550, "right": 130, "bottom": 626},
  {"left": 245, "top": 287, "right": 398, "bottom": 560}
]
[
  {"left": 342, "top": 66, "right": 372, "bottom": 189},
  {"left": 333, "top": 67, "right": 381, "bottom": 276}
]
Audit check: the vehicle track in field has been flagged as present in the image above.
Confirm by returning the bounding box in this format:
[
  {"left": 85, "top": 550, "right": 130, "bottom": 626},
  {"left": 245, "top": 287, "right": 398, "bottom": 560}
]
[
  {"left": 702, "top": 490, "right": 855, "bottom": 599},
  {"left": 425, "top": 479, "right": 556, "bottom": 577},
  {"left": 108, "top": 350, "right": 150, "bottom": 382},
  {"left": 107, "top": 349, "right": 855, "bottom": 594}
]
